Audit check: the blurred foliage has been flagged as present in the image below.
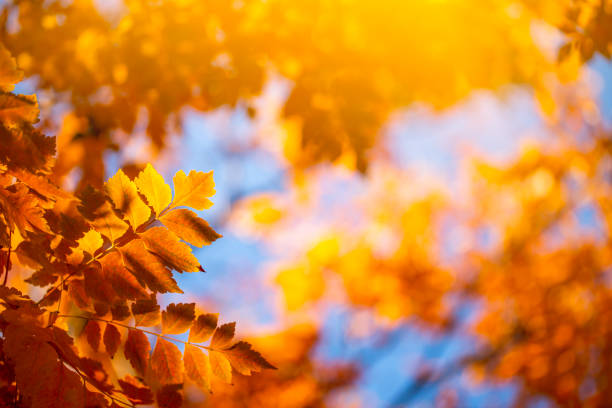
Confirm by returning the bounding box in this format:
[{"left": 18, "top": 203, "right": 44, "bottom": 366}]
[{"left": 3, "top": 0, "right": 612, "bottom": 406}]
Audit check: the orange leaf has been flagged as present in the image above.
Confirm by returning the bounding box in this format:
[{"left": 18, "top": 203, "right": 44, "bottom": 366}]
[
  {"left": 160, "top": 209, "right": 221, "bottom": 247},
  {"left": 103, "top": 323, "right": 121, "bottom": 358},
  {"left": 141, "top": 227, "right": 201, "bottom": 273},
  {"left": 221, "top": 341, "right": 276, "bottom": 375},
  {"left": 77, "top": 229, "right": 103, "bottom": 256},
  {"left": 210, "top": 322, "right": 235, "bottom": 349},
  {"left": 106, "top": 169, "right": 152, "bottom": 229},
  {"left": 131, "top": 298, "right": 161, "bottom": 327},
  {"left": 188, "top": 313, "right": 218, "bottom": 343},
  {"left": 0, "top": 44, "right": 23, "bottom": 91},
  {"left": 0, "top": 93, "right": 39, "bottom": 126},
  {"left": 170, "top": 170, "right": 215, "bottom": 210},
  {"left": 161, "top": 303, "right": 195, "bottom": 335},
  {"left": 134, "top": 163, "right": 172, "bottom": 216},
  {"left": 184, "top": 344, "right": 211, "bottom": 393},
  {"left": 151, "top": 338, "right": 183, "bottom": 385},
  {"left": 124, "top": 329, "right": 150, "bottom": 376},
  {"left": 78, "top": 186, "right": 129, "bottom": 242},
  {"left": 209, "top": 350, "right": 232, "bottom": 384},
  {"left": 121, "top": 239, "right": 182, "bottom": 293},
  {"left": 99, "top": 251, "right": 149, "bottom": 301}
]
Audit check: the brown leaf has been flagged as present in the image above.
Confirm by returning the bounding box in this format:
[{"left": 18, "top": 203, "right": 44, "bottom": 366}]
[
  {"left": 103, "top": 323, "right": 121, "bottom": 358},
  {"left": 156, "top": 384, "right": 183, "bottom": 408},
  {"left": 0, "top": 92, "right": 39, "bottom": 125},
  {"left": 78, "top": 186, "right": 129, "bottom": 242},
  {"left": 118, "top": 375, "right": 154, "bottom": 405},
  {"left": 161, "top": 303, "right": 195, "bottom": 335},
  {"left": 124, "top": 329, "right": 150, "bottom": 376},
  {"left": 188, "top": 313, "right": 218, "bottom": 343},
  {"left": 83, "top": 320, "right": 101, "bottom": 351},
  {"left": 151, "top": 338, "right": 183, "bottom": 385}
]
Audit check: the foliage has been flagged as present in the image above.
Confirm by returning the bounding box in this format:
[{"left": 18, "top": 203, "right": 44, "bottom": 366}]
[{"left": 0, "top": 45, "right": 274, "bottom": 407}]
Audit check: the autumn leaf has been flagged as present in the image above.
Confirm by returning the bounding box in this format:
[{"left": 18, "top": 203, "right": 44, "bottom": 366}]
[
  {"left": 131, "top": 297, "right": 161, "bottom": 327},
  {"left": 184, "top": 344, "right": 211, "bottom": 393},
  {"left": 78, "top": 186, "right": 129, "bottom": 242},
  {"left": 162, "top": 303, "right": 195, "bottom": 335},
  {"left": 151, "top": 338, "right": 184, "bottom": 385},
  {"left": 118, "top": 375, "right": 154, "bottom": 405},
  {"left": 103, "top": 323, "right": 121, "bottom": 358},
  {"left": 106, "top": 169, "right": 152, "bottom": 229},
  {"left": 83, "top": 320, "right": 101, "bottom": 351},
  {"left": 141, "top": 227, "right": 201, "bottom": 273},
  {"left": 209, "top": 350, "right": 232, "bottom": 384},
  {"left": 170, "top": 170, "right": 215, "bottom": 210},
  {"left": 99, "top": 251, "right": 149, "bottom": 300},
  {"left": 210, "top": 322, "right": 236, "bottom": 349},
  {"left": 121, "top": 239, "right": 182, "bottom": 293},
  {"left": 134, "top": 163, "right": 172, "bottom": 216},
  {"left": 0, "top": 93, "right": 39, "bottom": 126},
  {"left": 77, "top": 229, "right": 103, "bottom": 256},
  {"left": 124, "top": 329, "right": 150, "bottom": 376},
  {"left": 160, "top": 209, "right": 222, "bottom": 247},
  {"left": 0, "top": 44, "right": 23, "bottom": 91},
  {"left": 156, "top": 384, "right": 183, "bottom": 408},
  {"left": 188, "top": 313, "right": 218, "bottom": 343},
  {"left": 221, "top": 341, "right": 277, "bottom": 375}
]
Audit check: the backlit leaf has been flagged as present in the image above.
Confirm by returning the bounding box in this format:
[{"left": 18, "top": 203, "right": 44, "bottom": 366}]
[
  {"left": 134, "top": 163, "right": 172, "bottom": 216},
  {"left": 221, "top": 341, "right": 277, "bottom": 375},
  {"left": 184, "top": 344, "right": 211, "bottom": 393},
  {"left": 118, "top": 375, "right": 154, "bottom": 405},
  {"left": 209, "top": 350, "right": 232, "bottom": 384},
  {"left": 121, "top": 239, "right": 182, "bottom": 293},
  {"left": 77, "top": 229, "right": 103, "bottom": 256},
  {"left": 141, "top": 227, "right": 201, "bottom": 273},
  {"left": 160, "top": 209, "right": 221, "bottom": 247},
  {"left": 162, "top": 303, "right": 195, "bottom": 335},
  {"left": 83, "top": 320, "right": 101, "bottom": 351},
  {"left": 131, "top": 298, "right": 161, "bottom": 327},
  {"left": 99, "top": 251, "right": 149, "bottom": 300},
  {"left": 124, "top": 329, "right": 150, "bottom": 376},
  {"left": 151, "top": 338, "right": 183, "bottom": 385},
  {"left": 210, "top": 322, "right": 235, "bottom": 349},
  {"left": 170, "top": 170, "right": 215, "bottom": 211},
  {"left": 106, "top": 169, "right": 152, "bottom": 229},
  {"left": 188, "top": 313, "right": 218, "bottom": 343}
]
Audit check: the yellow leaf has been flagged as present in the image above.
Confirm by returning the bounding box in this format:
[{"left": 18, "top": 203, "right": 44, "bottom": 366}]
[
  {"left": 209, "top": 350, "right": 232, "bottom": 384},
  {"left": 134, "top": 163, "right": 172, "bottom": 216},
  {"left": 0, "top": 93, "right": 38, "bottom": 126},
  {"left": 141, "top": 227, "right": 201, "bottom": 273},
  {"left": 184, "top": 345, "right": 211, "bottom": 393},
  {"left": 77, "top": 229, "right": 103, "bottom": 256},
  {"left": 160, "top": 209, "right": 221, "bottom": 247},
  {"left": 0, "top": 45, "right": 23, "bottom": 92},
  {"left": 170, "top": 170, "right": 215, "bottom": 211},
  {"left": 105, "top": 169, "right": 151, "bottom": 229}
]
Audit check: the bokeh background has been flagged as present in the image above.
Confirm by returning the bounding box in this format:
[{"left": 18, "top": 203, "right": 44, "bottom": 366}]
[{"left": 5, "top": 0, "right": 612, "bottom": 406}]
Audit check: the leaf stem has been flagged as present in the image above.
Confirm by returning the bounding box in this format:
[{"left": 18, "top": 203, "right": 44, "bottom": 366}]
[{"left": 58, "top": 314, "right": 214, "bottom": 351}]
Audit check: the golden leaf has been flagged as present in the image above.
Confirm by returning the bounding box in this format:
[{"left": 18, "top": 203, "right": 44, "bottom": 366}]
[
  {"left": 188, "top": 313, "right": 218, "bottom": 343},
  {"left": 151, "top": 338, "right": 184, "bottom": 385},
  {"left": 161, "top": 303, "right": 195, "bottom": 335},
  {"left": 160, "top": 209, "right": 221, "bottom": 247},
  {"left": 141, "top": 227, "right": 201, "bottom": 273},
  {"left": 105, "top": 169, "right": 151, "bottom": 229},
  {"left": 134, "top": 163, "right": 172, "bottom": 216},
  {"left": 184, "top": 345, "right": 211, "bottom": 393},
  {"left": 170, "top": 170, "right": 215, "bottom": 211}
]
